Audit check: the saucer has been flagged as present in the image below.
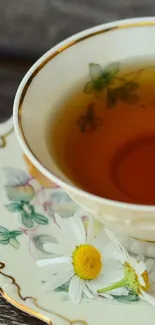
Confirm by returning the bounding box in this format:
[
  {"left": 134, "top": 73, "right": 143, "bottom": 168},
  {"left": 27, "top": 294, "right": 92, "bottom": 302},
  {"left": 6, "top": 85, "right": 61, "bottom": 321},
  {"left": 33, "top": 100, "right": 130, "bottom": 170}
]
[{"left": 1, "top": 129, "right": 155, "bottom": 325}]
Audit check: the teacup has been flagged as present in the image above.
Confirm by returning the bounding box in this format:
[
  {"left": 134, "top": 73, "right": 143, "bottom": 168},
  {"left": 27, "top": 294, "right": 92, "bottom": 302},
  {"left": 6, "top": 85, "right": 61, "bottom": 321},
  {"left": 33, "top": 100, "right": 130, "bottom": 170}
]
[{"left": 13, "top": 17, "right": 155, "bottom": 242}]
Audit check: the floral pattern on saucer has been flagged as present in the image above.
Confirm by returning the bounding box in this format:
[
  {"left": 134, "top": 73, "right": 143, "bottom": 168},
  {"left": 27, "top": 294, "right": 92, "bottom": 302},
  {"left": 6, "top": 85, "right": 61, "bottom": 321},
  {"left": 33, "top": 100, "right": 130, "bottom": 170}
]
[
  {"left": 1, "top": 131, "right": 155, "bottom": 325},
  {"left": 0, "top": 164, "right": 147, "bottom": 304}
]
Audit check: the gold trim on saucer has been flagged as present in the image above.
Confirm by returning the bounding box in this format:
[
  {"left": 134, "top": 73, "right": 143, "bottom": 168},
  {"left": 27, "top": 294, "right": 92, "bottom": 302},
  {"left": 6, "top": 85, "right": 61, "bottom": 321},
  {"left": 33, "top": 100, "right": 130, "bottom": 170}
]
[
  {"left": 0, "top": 137, "right": 6, "bottom": 148},
  {"left": 17, "top": 20, "right": 155, "bottom": 174},
  {"left": 0, "top": 127, "right": 14, "bottom": 148},
  {"left": 0, "top": 262, "right": 87, "bottom": 325}
]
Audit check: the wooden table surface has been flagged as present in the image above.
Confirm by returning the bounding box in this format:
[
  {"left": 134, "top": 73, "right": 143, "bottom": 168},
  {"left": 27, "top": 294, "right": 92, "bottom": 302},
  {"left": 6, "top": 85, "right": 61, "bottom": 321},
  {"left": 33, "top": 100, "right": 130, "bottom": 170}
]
[{"left": 1, "top": 0, "right": 155, "bottom": 323}]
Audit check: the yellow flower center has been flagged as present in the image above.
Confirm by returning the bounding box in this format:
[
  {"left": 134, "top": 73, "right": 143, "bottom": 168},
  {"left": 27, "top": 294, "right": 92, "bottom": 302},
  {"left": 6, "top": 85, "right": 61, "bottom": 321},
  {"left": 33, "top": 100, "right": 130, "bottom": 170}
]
[{"left": 72, "top": 244, "right": 102, "bottom": 280}]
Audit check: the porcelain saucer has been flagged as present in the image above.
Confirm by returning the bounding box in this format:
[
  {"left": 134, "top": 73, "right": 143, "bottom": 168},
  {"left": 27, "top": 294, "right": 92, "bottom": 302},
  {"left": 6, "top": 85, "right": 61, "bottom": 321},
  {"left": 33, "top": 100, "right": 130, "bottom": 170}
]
[{"left": 1, "top": 129, "right": 155, "bottom": 325}]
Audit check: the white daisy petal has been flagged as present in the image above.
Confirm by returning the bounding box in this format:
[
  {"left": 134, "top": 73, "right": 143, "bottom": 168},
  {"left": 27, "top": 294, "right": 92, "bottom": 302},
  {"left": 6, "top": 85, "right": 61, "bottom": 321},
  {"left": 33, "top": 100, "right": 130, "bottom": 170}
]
[
  {"left": 89, "top": 270, "right": 123, "bottom": 292},
  {"left": 36, "top": 213, "right": 136, "bottom": 305},
  {"left": 55, "top": 213, "right": 77, "bottom": 249},
  {"left": 67, "top": 215, "right": 86, "bottom": 245},
  {"left": 100, "top": 244, "right": 122, "bottom": 262},
  {"left": 149, "top": 272, "right": 155, "bottom": 283},
  {"left": 141, "top": 290, "right": 155, "bottom": 307},
  {"left": 86, "top": 280, "right": 98, "bottom": 294},
  {"left": 37, "top": 256, "right": 72, "bottom": 268},
  {"left": 44, "top": 271, "right": 74, "bottom": 291},
  {"left": 100, "top": 262, "right": 124, "bottom": 284},
  {"left": 109, "top": 287, "right": 128, "bottom": 296},
  {"left": 129, "top": 257, "right": 146, "bottom": 275},
  {"left": 92, "top": 229, "right": 109, "bottom": 249},
  {"left": 46, "top": 222, "right": 62, "bottom": 242},
  {"left": 149, "top": 283, "right": 155, "bottom": 292},
  {"left": 86, "top": 215, "right": 94, "bottom": 244},
  {"left": 46, "top": 260, "right": 73, "bottom": 274},
  {"left": 105, "top": 228, "right": 129, "bottom": 261},
  {"left": 83, "top": 284, "right": 94, "bottom": 299},
  {"left": 146, "top": 259, "right": 155, "bottom": 273},
  {"left": 137, "top": 262, "right": 146, "bottom": 275},
  {"left": 69, "top": 275, "right": 84, "bottom": 304},
  {"left": 137, "top": 255, "right": 145, "bottom": 262},
  {"left": 100, "top": 292, "right": 114, "bottom": 300},
  {"left": 73, "top": 210, "right": 87, "bottom": 237}
]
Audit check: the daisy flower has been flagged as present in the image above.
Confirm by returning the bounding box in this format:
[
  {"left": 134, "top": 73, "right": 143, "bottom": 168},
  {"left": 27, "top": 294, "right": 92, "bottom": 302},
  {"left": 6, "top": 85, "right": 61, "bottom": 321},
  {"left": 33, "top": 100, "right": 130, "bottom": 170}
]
[
  {"left": 36, "top": 211, "right": 127, "bottom": 304},
  {"left": 98, "top": 229, "right": 155, "bottom": 307}
]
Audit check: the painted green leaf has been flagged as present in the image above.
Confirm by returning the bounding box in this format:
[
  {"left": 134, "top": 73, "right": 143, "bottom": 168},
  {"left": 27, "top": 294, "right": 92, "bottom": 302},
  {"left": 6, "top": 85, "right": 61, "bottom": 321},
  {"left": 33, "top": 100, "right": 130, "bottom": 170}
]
[
  {"left": 0, "top": 227, "right": 9, "bottom": 241},
  {"left": 0, "top": 239, "right": 9, "bottom": 245},
  {"left": 104, "top": 62, "right": 120, "bottom": 78},
  {"left": 54, "top": 282, "right": 69, "bottom": 293},
  {"left": 0, "top": 227, "right": 23, "bottom": 247},
  {"left": 6, "top": 202, "right": 22, "bottom": 212},
  {"left": 83, "top": 81, "right": 94, "bottom": 94},
  {"left": 9, "top": 230, "right": 23, "bottom": 238},
  {"left": 0, "top": 226, "right": 8, "bottom": 232},
  {"left": 9, "top": 237, "right": 19, "bottom": 249},
  {"left": 32, "top": 234, "right": 57, "bottom": 255},
  {"left": 106, "top": 89, "right": 117, "bottom": 108},
  {"left": 5, "top": 185, "right": 34, "bottom": 202},
  {"left": 21, "top": 210, "right": 33, "bottom": 228},
  {"left": 89, "top": 63, "right": 102, "bottom": 81},
  {"left": 113, "top": 291, "right": 140, "bottom": 303},
  {"left": 0, "top": 232, "right": 10, "bottom": 241},
  {"left": 32, "top": 212, "right": 48, "bottom": 225}
]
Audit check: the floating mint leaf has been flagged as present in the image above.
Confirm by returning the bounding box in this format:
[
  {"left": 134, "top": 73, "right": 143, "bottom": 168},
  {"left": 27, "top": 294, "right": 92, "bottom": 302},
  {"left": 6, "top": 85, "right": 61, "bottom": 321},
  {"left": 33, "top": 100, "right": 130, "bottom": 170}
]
[
  {"left": 83, "top": 81, "right": 94, "bottom": 94},
  {"left": 123, "top": 81, "right": 139, "bottom": 92},
  {"left": 89, "top": 63, "right": 102, "bottom": 81},
  {"left": 103, "top": 62, "right": 120, "bottom": 78},
  {"left": 77, "top": 105, "right": 103, "bottom": 132},
  {"left": 106, "top": 89, "right": 117, "bottom": 108},
  {"left": 95, "top": 88, "right": 106, "bottom": 101},
  {"left": 119, "top": 88, "right": 139, "bottom": 104}
]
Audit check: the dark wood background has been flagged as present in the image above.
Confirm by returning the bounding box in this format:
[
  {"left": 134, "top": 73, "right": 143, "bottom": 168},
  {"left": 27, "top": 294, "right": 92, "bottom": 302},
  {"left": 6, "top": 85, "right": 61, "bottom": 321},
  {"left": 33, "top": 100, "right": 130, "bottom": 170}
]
[{"left": 0, "top": 0, "right": 155, "bottom": 323}]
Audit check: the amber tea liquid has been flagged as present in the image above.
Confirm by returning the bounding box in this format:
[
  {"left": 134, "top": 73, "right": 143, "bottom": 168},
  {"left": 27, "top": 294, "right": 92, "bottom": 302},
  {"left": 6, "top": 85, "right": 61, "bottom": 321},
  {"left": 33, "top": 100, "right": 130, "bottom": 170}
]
[{"left": 47, "top": 57, "right": 155, "bottom": 205}]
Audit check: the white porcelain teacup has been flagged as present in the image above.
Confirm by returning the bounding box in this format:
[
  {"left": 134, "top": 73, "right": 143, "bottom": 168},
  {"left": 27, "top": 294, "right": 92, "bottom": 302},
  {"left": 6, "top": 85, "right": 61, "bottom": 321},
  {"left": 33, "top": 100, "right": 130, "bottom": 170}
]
[{"left": 13, "top": 17, "right": 155, "bottom": 242}]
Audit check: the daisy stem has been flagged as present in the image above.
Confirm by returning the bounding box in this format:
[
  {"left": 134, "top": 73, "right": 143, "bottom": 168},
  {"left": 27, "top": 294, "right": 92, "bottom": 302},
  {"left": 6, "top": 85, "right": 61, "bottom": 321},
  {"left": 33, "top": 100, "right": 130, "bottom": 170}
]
[{"left": 97, "top": 277, "right": 128, "bottom": 293}]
